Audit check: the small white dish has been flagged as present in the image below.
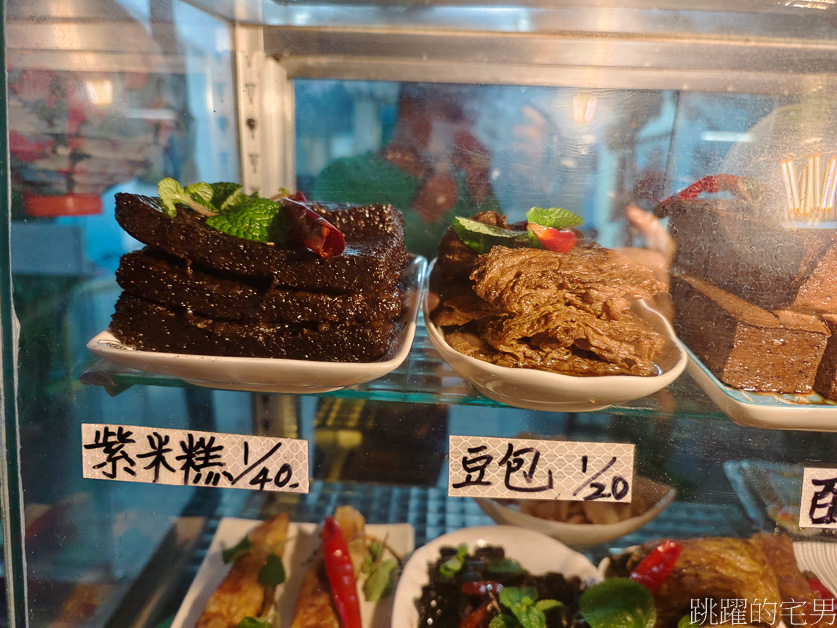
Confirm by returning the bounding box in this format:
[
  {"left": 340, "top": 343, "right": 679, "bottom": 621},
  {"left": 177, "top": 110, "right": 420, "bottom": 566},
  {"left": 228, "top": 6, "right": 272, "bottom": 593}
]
[
  {"left": 685, "top": 347, "right": 837, "bottom": 432},
  {"left": 391, "top": 525, "right": 600, "bottom": 628},
  {"left": 424, "top": 264, "right": 687, "bottom": 412},
  {"left": 87, "top": 256, "right": 427, "bottom": 394},
  {"left": 172, "top": 517, "right": 414, "bottom": 628},
  {"left": 474, "top": 476, "right": 676, "bottom": 550}
]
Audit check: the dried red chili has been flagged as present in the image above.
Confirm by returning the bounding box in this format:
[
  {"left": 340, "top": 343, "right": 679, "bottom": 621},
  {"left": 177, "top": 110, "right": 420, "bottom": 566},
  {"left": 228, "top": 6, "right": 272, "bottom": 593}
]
[
  {"left": 322, "top": 517, "right": 362, "bottom": 628},
  {"left": 630, "top": 539, "right": 682, "bottom": 594}
]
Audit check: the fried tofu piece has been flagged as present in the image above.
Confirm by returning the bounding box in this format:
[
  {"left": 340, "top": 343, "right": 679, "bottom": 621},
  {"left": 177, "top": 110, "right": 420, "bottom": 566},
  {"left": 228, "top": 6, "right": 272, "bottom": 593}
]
[{"left": 197, "top": 514, "right": 290, "bottom": 628}]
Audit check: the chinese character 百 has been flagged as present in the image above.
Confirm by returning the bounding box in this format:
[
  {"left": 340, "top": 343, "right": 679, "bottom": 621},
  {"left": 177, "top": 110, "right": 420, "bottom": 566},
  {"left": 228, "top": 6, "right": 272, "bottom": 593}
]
[
  {"left": 497, "top": 443, "right": 553, "bottom": 493},
  {"left": 176, "top": 433, "right": 226, "bottom": 486},
  {"left": 809, "top": 476, "right": 837, "bottom": 525},
  {"left": 451, "top": 445, "right": 493, "bottom": 489},
  {"left": 84, "top": 426, "right": 136, "bottom": 479}
]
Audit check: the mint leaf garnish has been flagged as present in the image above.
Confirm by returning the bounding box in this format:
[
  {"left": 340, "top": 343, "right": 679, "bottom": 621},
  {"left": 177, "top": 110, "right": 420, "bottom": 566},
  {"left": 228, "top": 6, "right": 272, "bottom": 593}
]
[
  {"left": 205, "top": 198, "right": 289, "bottom": 243},
  {"left": 452, "top": 217, "right": 528, "bottom": 254},
  {"left": 222, "top": 535, "right": 253, "bottom": 564},
  {"left": 157, "top": 177, "right": 217, "bottom": 217},
  {"left": 526, "top": 207, "right": 583, "bottom": 229},
  {"left": 579, "top": 578, "right": 657, "bottom": 628},
  {"left": 258, "top": 554, "right": 286, "bottom": 587},
  {"left": 210, "top": 182, "right": 246, "bottom": 211},
  {"left": 494, "top": 586, "right": 559, "bottom": 628}
]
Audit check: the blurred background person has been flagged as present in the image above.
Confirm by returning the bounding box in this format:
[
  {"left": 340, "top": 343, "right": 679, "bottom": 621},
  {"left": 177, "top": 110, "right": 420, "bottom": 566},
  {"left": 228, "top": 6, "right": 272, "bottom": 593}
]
[{"left": 313, "top": 84, "right": 501, "bottom": 257}]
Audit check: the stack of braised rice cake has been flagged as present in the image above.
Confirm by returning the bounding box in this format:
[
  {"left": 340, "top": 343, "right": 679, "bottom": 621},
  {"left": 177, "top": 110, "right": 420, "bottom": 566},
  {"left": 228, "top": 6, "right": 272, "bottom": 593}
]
[
  {"left": 666, "top": 197, "right": 837, "bottom": 397},
  {"left": 110, "top": 193, "right": 408, "bottom": 362}
]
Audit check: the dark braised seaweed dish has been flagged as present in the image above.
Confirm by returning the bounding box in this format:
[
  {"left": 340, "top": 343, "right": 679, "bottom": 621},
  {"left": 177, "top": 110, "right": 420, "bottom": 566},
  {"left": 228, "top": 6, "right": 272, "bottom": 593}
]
[{"left": 416, "top": 544, "right": 587, "bottom": 628}]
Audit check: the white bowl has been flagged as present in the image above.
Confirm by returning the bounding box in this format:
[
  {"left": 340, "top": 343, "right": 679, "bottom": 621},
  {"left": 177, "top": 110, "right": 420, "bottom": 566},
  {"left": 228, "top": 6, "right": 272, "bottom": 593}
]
[
  {"left": 391, "top": 525, "right": 600, "bottom": 628},
  {"left": 474, "top": 476, "right": 676, "bottom": 549},
  {"left": 423, "top": 262, "right": 687, "bottom": 412}
]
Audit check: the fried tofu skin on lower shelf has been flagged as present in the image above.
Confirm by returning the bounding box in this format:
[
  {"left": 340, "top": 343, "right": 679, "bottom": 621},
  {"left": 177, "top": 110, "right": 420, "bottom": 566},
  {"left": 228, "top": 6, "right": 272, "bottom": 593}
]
[
  {"left": 197, "top": 514, "right": 290, "bottom": 628},
  {"left": 290, "top": 506, "right": 367, "bottom": 628}
]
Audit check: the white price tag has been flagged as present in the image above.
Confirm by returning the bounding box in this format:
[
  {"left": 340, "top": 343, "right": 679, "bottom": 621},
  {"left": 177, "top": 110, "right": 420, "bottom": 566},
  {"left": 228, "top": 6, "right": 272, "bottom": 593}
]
[
  {"left": 799, "top": 467, "right": 837, "bottom": 528},
  {"left": 81, "top": 423, "right": 309, "bottom": 493},
  {"left": 448, "top": 435, "right": 634, "bottom": 502}
]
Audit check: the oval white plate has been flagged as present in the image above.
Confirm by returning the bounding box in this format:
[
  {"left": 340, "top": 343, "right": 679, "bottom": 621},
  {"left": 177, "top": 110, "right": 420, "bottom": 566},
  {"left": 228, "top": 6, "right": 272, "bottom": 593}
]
[
  {"left": 474, "top": 476, "right": 676, "bottom": 550},
  {"left": 685, "top": 346, "right": 837, "bottom": 431},
  {"left": 391, "top": 525, "right": 600, "bottom": 628},
  {"left": 172, "top": 518, "right": 414, "bottom": 628},
  {"left": 87, "top": 256, "right": 427, "bottom": 394},
  {"left": 424, "top": 263, "right": 687, "bottom": 412}
]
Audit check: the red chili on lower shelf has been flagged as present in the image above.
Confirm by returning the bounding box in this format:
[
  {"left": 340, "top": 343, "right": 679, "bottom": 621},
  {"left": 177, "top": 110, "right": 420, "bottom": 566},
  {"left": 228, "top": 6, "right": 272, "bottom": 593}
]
[
  {"left": 806, "top": 572, "right": 837, "bottom": 602},
  {"left": 630, "top": 540, "right": 682, "bottom": 594}
]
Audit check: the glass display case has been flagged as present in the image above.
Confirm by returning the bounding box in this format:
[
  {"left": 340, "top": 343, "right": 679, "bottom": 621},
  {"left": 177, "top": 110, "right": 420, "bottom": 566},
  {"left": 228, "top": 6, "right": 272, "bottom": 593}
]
[{"left": 3, "top": 1, "right": 837, "bottom": 626}]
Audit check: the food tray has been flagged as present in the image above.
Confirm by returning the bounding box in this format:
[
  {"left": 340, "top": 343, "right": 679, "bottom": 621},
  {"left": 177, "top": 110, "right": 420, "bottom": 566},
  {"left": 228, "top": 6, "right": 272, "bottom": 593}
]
[
  {"left": 686, "top": 348, "right": 837, "bottom": 431},
  {"left": 172, "top": 517, "right": 414, "bottom": 628}
]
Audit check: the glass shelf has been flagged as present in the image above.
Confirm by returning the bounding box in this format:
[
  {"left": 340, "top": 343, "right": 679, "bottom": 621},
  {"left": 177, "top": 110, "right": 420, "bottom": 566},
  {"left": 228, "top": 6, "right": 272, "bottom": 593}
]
[{"left": 79, "top": 322, "right": 726, "bottom": 420}]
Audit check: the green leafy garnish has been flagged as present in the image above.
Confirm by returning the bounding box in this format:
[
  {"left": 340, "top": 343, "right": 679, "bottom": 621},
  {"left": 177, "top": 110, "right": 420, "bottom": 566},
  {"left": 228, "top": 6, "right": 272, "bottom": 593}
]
[
  {"left": 205, "top": 197, "right": 289, "bottom": 243},
  {"left": 486, "top": 557, "right": 525, "bottom": 576},
  {"left": 439, "top": 543, "right": 468, "bottom": 577},
  {"left": 677, "top": 616, "right": 698, "bottom": 628},
  {"left": 526, "top": 207, "right": 583, "bottom": 229},
  {"left": 209, "top": 182, "right": 246, "bottom": 211},
  {"left": 486, "top": 586, "right": 563, "bottom": 628},
  {"left": 362, "top": 540, "right": 383, "bottom": 575},
  {"left": 363, "top": 558, "right": 397, "bottom": 602},
  {"left": 452, "top": 217, "right": 528, "bottom": 254},
  {"left": 579, "top": 578, "right": 657, "bottom": 628},
  {"left": 158, "top": 178, "right": 217, "bottom": 218},
  {"left": 236, "top": 617, "right": 271, "bottom": 628},
  {"left": 222, "top": 535, "right": 253, "bottom": 564},
  {"left": 258, "top": 554, "right": 286, "bottom": 587}
]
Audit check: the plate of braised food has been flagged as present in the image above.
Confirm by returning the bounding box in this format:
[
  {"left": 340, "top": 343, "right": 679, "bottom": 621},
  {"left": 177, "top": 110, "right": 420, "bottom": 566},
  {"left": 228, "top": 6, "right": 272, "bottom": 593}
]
[
  {"left": 424, "top": 208, "right": 686, "bottom": 412},
  {"left": 392, "top": 525, "right": 601, "bottom": 628},
  {"left": 475, "top": 475, "right": 676, "bottom": 549},
  {"left": 600, "top": 532, "right": 837, "bottom": 628},
  {"left": 173, "top": 506, "right": 413, "bottom": 628},
  {"left": 87, "top": 179, "right": 425, "bottom": 393}
]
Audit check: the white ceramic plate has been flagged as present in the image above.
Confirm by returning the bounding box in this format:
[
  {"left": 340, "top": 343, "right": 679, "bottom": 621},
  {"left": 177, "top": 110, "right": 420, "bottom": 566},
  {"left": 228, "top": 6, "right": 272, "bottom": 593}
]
[
  {"left": 794, "top": 541, "right": 837, "bottom": 594},
  {"left": 474, "top": 476, "right": 676, "bottom": 549},
  {"left": 685, "top": 347, "right": 837, "bottom": 432},
  {"left": 391, "top": 525, "right": 600, "bottom": 628},
  {"left": 424, "top": 264, "right": 687, "bottom": 412},
  {"left": 86, "top": 256, "right": 427, "bottom": 394},
  {"left": 172, "top": 517, "right": 414, "bottom": 628}
]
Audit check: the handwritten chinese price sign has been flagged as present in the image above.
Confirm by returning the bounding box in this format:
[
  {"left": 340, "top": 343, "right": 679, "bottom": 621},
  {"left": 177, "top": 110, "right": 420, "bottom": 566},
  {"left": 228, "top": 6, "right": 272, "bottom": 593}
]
[
  {"left": 800, "top": 467, "right": 837, "bottom": 528},
  {"left": 81, "top": 423, "right": 309, "bottom": 493},
  {"left": 448, "top": 435, "right": 634, "bottom": 502}
]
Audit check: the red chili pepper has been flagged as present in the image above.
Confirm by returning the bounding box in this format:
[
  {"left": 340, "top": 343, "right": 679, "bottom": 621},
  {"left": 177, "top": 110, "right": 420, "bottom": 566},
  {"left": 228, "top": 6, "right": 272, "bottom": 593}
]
[
  {"left": 653, "top": 175, "right": 762, "bottom": 216},
  {"left": 288, "top": 190, "right": 307, "bottom": 202},
  {"left": 630, "top": 540, "right": 682, "bottom": 594},
  {"left": 461, "top": 580, "right": 503, "bottom": 597},
  {"left": 806, "top": 571, "right": 837, "bottom": 602},
  {"left": 322, "top": 517, "right": 362, "bottom": 628},
  {"left": 459, "top": 599, "right": 496, "bottom": 628},
  {"left": 282, "top": 198, "right": 346, "bottom": 258},
  {"left": 527, "top": 223, "right": 576, "bottom": 253}
]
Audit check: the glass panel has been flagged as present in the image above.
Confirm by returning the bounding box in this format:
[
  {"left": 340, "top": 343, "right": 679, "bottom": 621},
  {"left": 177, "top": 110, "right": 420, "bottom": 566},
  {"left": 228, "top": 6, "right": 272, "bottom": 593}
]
[{"left": 3, "top": 1, "right": 837, "bottom": 627}]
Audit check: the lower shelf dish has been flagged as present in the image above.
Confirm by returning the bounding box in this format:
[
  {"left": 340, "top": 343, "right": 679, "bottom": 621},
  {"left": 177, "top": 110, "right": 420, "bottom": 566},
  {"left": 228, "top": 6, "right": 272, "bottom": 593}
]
[
  {"left": 392, "top": 525, "right": 600, "bottom": 628},
  {"left": 474, "top": 476, "right": 676, "bottom": 549},
  {"left": 172, "top": 517, "right": 414, "bottom": 628},
  {"left": 686, "top": 348, "right": 837, "bottom": 431}
]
